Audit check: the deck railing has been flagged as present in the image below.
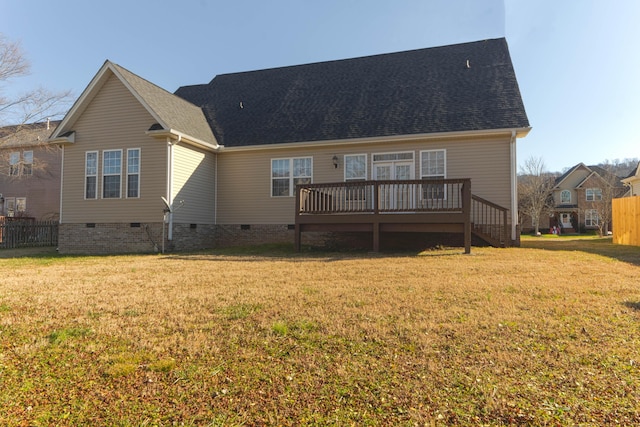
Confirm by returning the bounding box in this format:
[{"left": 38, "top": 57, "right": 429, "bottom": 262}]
[
  {"left": 297, "top": 179, "right": 470, "bottom": 215},
  {"left": 295, "top": 179, "right": 512, "bottom": 251},
  {"left": 471, "top": 195, "right": 510, "bottom": 247}
]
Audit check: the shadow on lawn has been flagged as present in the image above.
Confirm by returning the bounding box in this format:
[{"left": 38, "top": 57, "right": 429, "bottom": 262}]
[
  {"left": 165, "top": 243, "right": 468, "bottom": 262},
  {"left": 521, "top": 237, "right": 640, "bottom": 267},
  {"left": 623, "top": 301, "right": 640, "bottom": 311}
]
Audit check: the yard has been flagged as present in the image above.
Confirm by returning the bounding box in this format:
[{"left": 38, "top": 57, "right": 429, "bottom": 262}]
[{"left": 0, "top": 238, "right": 638, "bottom": 426}]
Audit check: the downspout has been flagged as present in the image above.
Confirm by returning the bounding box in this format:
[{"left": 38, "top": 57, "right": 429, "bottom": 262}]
[
  {"left": 510, "top": 130, "right": 518, "bottom": 241},
  {"left": 214, "top": 152, "right": 218, "bottom": 224},
  {"left": 59, "top": 145, "right": 65, "bottom": 224},
  {"left": 166, "top": 136, "right": 180, "bottom": 241}
]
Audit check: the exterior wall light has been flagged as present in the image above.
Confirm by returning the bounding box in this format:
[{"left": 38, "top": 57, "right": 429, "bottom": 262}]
[{"left": 332, "top": 155, "right": 339, "bottom": 169}]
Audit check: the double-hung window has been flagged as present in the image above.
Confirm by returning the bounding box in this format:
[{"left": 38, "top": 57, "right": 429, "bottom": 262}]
[
  {"left": 102, "top": 150, "right": 122, "bottom": 198},
  {"left": 9, "top": 152, "right": 20, "bottom": 176},
  {"left": 22, "top": 151, "right": 33, "bottom": 175},
  {"left": 271, "top": 157, "right": 312, "bottom": 197},
  {"left": 127, "top": 148, "right": 140, "bottom": 198},
  {"left": 420, "top": 149, "right": 446, "bottom": 200},
  {"left": 585, "top": 209, "right": 598, "bottom": 227},
  {"left": 85, "top": 151, "right": 98, "bottom": 199},
  {"left": 344, "top": 154, "right": 367, "bottom": 202},
  {"left": 16, "top": 198, "right": 26, "bottom": 213},
  {"left": 585, "top": 188, "right": 602, "bottom": 201}
]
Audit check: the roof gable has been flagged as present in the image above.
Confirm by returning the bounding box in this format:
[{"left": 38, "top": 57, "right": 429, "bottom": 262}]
[
  {"left": 175, "top": 38, "right": 530, "bottom": 148},
  {"left": 553, "top": 163, "right": 590, "bottom": 189},
  {"left": 50, "top": 61, "right": 217, "bottom": 147}
]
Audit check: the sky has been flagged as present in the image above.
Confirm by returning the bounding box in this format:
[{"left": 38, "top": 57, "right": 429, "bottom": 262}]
[{"left": 1, "top": 0, "right": 639, "bottom": 173}]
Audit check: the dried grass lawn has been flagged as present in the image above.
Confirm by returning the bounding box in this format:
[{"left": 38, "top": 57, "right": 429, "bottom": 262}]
[{"left": 0, "top": 238, "right": 639, "bottom": 426}]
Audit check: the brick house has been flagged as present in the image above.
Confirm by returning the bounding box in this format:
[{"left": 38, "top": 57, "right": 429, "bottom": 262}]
[{"left": 551, "top": 163, "right": 628, "bottom": 233}]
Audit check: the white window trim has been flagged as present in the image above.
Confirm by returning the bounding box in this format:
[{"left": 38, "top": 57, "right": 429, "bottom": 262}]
[
  {"left": 371, "top": 151, "right": 415, "bottom": 181},
  {"left": 420, "top": 149, "right": 447, "bottom": 179},
  {"left": 560, "top": 189, "right": 571, "bottom": 204},
  {"left": 420, "top": 149, "right": 447, "bottom": 201},
  {"left": 16, "top": 197, "right": 26, "bottom": 213},
  {"left": 271, "top": 156, "right": 313, "bottom": 197},
  {"left": 4, "top": 197, "right": 15, "bottom": 217},
  {"left": 344, "top": 154, "right": 367, "bottom": 181},
  {"left": 126, "top": 148, "right": 141, "bottom": 199},
  {"left": 22, "top": 151, "right": 33, "bottom": 176},
  {"left": 85, "top": 151, "right": 98, "bottom": 200},
  {"left": 9, "top": 151, "right": 20, "bottom": 176},
  {"left": 585, "top": 209, "right": 598, "bottom": 227},
  {"left": 372, "top": 151, "right": 415, "bottom": 164},
  {"left": 102, "top": 149, "right": 123, "bottom": 199},
  {"left": 585, "top": 188, "right": 602, "bottom": 201}
]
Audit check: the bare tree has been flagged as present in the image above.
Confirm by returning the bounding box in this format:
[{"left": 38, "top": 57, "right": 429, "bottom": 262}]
[
  {"left": 518, "top": 156, "right": 555, "bottom": 235},
  {"left": 0, "top": 32, "right": 73, "bottom": 133}
]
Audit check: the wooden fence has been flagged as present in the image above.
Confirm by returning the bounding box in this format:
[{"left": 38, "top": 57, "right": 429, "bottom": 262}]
[
  {"left": 0, "top": 219, "right": 59, "bottom": 249},
  {"left": 612, "top": 196, "right": 640, "bottom": 246}
]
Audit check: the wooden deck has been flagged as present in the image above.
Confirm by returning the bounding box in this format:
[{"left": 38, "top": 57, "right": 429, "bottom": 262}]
[{"left": 294, "top": 179, "right": 510, "bottom": 252}]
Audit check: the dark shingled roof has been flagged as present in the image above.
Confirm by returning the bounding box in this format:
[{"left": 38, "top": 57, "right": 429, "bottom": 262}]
[{"left": 174, "top": 38, "right": 529, "bottom": 148}]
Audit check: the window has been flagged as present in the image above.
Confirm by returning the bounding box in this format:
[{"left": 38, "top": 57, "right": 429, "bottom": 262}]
[
  {"left": 4, "top": 197, "right": 15, "bottom": 216},
  {"left": 420, "top": 150, "right": 446, "bottom": 199},
  {"left": 344, "top": 154, "right": 366, "bottom": 181},
  {"left": 271, "top": 157, "right": 312, "bottom": 197},
  {"left": 344, "top": 154, "right": 367, "bottom": 202},
  {"left": 85, "top": 151, "right": 98, "bottom": 199},
  {"left": 586, "top": 188, "right": 602, "bottom": 201},
  {"left": 560, "top": 190, "right": 571, "bottom": 204},
  {"left": 16, "top": 197, "right": 26, "bottom": 213},
  {"left": 9, "top": 152, "right": 20, "bottom": 176},
  {"left": 585, "top": 209, "right": 598, "bottom": 227},
  {"left": 127, "top": 148, "right": 140, "bottom": 198},
  {"left": 102, "top": 150, "right": 122, "bottom": 198},
  {"left": 22, "top": 151, "right": 33, "bottom": 175}
]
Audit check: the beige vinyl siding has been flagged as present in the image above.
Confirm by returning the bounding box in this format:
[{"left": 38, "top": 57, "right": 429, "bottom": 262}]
[
  {"left": 60, "top": 73, "right": 167, "bottom": 223},
  {"left": 171, "top": 143, "right": 216, "bottom": 224},
  {"left": 216, "top": 134, "right": 514, "bottom": 224}
]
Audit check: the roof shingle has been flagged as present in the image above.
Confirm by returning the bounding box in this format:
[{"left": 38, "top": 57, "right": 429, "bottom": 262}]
[{"left": 175, "top": 38, "right": 529, "bottom": 148}]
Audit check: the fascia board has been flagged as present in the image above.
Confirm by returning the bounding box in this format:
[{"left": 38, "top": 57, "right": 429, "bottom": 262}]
[
  {"left": 219, "top": 127, "right": 531, "bottom": 153},
  {"left": 145, "top": 129, "right": 219, "bottom": 152}
]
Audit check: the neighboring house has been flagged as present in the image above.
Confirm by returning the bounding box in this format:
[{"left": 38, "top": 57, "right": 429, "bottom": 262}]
[
  {"left": 551, "top": 163, "right": 627, "bottom": 233},
  {"left": 49, "top": 38, "right": 530, "bottom": 254},
  {"left": 0, "top": 121, "right": 62, "bottom": 220},
  {"left": 621, "top": 162, "right": 640, "bottom": 196}
]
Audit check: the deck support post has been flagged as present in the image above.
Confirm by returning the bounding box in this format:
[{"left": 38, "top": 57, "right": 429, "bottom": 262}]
[
  {"left": 462, "top": 180, "right": 472, "bottom": 254},
  {"left": 294, "top": 224, "right": 301, "bottom": 252},
  {"left": 372, "top": 221, "right": 380, "bottom": 252}
]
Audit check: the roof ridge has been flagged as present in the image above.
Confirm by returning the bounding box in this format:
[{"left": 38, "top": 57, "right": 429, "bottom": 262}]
[{"left": 208, "top": 37, "right": 507, "bottom": 81}]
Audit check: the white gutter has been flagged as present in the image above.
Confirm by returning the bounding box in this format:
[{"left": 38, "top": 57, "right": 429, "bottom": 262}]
[
  {"left": 220, "top": 127, "right": 532, "bottom": 153},
  {"left": 510, "top": 130, "right": 518, "bottom": 241},
  {"left": 146, "top": 128, "right": 219, "bottom": 152}
]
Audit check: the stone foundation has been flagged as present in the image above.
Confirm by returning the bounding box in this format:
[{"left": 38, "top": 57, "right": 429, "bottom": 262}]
[
  {"left": 58, "top": 222, "right": 164, "bottom": 255},
  {"left": 58, "top": 222, "right": 480, "bottom": 254}
]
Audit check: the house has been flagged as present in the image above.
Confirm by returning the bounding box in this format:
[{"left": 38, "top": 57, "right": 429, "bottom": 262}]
[
  {"left": 0, "top": 121, "right": 62, "bottom": 220},
  {"left": 621, "top": 162, "right": 640, "bottom": 196},
  {"left": 49, "top": 38, "right": 530, "bottom": 254},
  {"left": 551, "top": 163, "right": 628, "bottom": 233}
]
